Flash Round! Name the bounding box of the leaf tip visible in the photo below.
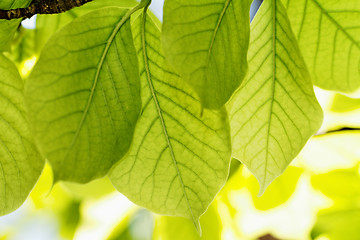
[52,172,60,186]
[193,218,202,236]
[256,177,271,197]
[257,185,267,197]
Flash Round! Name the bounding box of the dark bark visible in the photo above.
[0,0,93,20]
[315,127,360,136]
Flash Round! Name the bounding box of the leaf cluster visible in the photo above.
[0,0,358,234]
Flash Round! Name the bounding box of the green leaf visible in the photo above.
[153,204,221,240]
[162,0,251,109]
[0,54,43,215]
[25,7,141,183]
[311,168,360,240]
[283,0,360,93]
[330,94,360,113]
[109,12,231,233]
[62,177,115,200]
[8,26,36,66]
[312,209,360,240]
[58,200,81,239]
[35,0,139,54]
[0,0,31,52]
[107,209,154,240]
[246,166,302,210]
[311,168,360,202]
[228,0,323,195]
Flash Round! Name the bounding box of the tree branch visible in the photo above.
[315,127,360,136]
[0,0,93,20]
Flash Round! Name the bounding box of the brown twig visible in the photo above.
[315,127,360,136]
[0,0,93,20]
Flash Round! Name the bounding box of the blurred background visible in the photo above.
[2,0,360,239]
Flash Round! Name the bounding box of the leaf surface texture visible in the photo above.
[162,0,251,109]
[109,12,231,232]
[283,0,360,93]
[228,0,323,194]
[0,54,43,215]
[0,0,31,51]
[25,7,141,183]
[34,0,139,54]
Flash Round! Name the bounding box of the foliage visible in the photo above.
[283,0,360,93]
[162,0,251,109]
[0,53,43,215]
[0,0,359,237]
[228,0,322,194]
[25,6,142,183]
[311,168,360,240]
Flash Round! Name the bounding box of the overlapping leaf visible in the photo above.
[283,0,360,93]
[109,12,231,232]
[311,169,360,239]
[153,204,221,240]
[162,0,251,109]
[25,7,141,183]
[312,209,360,240]
[331,94,360,113]
[0,0,31,52]
[245,166,303,210]
[228,0,323,194]
[35,0,139,54]
[0,54,43,215]
[8,26,36,66]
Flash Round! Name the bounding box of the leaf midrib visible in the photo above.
[206,0,232,66]
[58,5,143,175]
[262,0,277,194]
[140,11,198,227]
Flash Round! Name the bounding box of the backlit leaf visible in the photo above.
[106,209,154,240]
[311,168,360,202]
[283,0,360,94]
[312,209,360,240]
[0,0,31,51]
[35,0,139,54]
[25,7,141,183]
[109,11,231,233]
[246,166,302,210]
[162,0,251,109]
[0,54,43,215]
[153,204,221,240]
[8,26,36,66]
[228,0,323,194]
[330,94,360,113]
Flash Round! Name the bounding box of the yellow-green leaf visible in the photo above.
[228,0,323,194]
[312,209,360,240]
[0,0,31,51]
[153,204,221,240]
[284,0,360,93]
[35,0,139,54]
[162,0,251,109]
[330,94,360,113]
[311,168,360,202]
[0,54,43,215]
[109,12,231,233]
[246,166,303,210]
[25,7,141,183]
